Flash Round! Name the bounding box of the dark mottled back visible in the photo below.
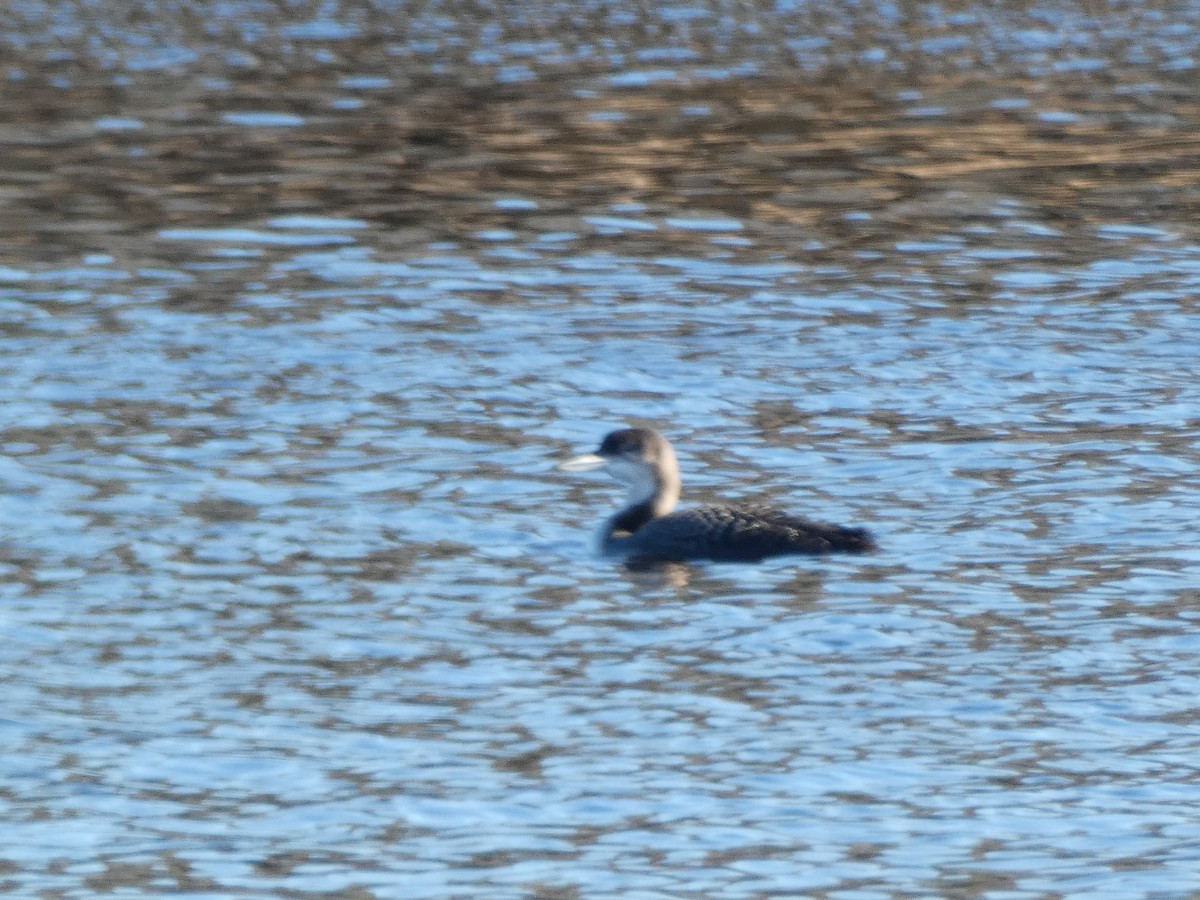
[615,505,876,563]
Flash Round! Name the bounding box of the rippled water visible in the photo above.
[5,2,1200,897]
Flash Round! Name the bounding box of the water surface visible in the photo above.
[4,3,1200,897]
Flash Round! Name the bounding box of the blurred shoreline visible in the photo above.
[3,0,1196,90]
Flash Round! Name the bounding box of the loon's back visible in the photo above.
[612,504,876,563]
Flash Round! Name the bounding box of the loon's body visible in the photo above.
[560,428,875,563]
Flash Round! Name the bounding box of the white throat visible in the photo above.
[607,457,679,514]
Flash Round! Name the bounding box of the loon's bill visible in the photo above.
[558,453,607,473]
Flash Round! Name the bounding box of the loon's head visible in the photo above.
[560,427,681,513]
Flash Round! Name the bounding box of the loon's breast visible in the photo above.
[609,505,875,563]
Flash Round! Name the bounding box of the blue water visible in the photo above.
[4,3,1200,897]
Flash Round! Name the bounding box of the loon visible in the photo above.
[560,428,876,563]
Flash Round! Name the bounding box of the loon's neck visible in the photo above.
[609,500,656,536]
[624,464,679,522]
[601,501,656,556]
[602,467,681,546]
